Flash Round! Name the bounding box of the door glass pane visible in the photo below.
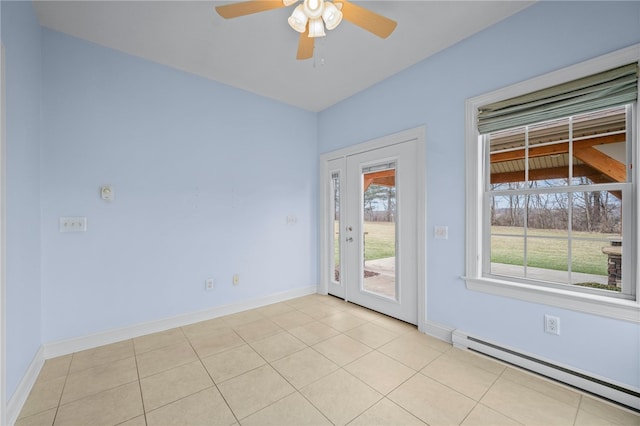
[331,172,341,284]
[362,165,396,300]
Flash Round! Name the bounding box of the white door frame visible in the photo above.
[1,43,7,426]
[319,126,426,332]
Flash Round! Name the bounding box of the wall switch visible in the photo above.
[59,217,87,233]
[233,274,239,285]
[544,315,560,335]
[205,278,214,291]
[434,225,448,239]
[286,215,297,225]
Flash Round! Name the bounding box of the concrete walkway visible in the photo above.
[362,258,609,296]
[363,257,396,299]
[490,263,608,285]
[365,257,395,275]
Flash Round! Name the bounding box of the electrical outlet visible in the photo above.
[544,315,560,335]
[205,278,214,291]
[233,274,239,286]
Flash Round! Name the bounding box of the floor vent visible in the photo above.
[452,330,640,412]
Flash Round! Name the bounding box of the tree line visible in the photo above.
[491,180,621,234]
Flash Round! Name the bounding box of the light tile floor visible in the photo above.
[16,294,640,426]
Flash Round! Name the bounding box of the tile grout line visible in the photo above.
[51,352,74,426]
[239,304,350,424]
[132,338,150,426]
[222,308,309,423]
[453,354,508,426]
[180,324,241,426]
[210,298,358,423]
[282,302,400,425]
[572,394,585,426]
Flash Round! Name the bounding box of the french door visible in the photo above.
[323,137,420,324]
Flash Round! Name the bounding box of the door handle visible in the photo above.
[346,237,353,242]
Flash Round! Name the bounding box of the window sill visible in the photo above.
[463,276,640,323]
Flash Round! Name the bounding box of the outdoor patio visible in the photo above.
[360,257,610,300]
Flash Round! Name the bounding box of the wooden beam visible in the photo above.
[371,176,395,187]
[586,174,622,199]
[491,164,622,199]
[363,177,375,192]
[363,170,395,191]
[491,164,596,184]
[573,146,627,183]
[490,133,625,163]
[364,170,395,180]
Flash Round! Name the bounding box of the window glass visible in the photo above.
[331,171,341,283]
[485,106,632,298]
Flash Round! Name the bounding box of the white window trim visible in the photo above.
[0,43,7,426]
[464,44,640,323]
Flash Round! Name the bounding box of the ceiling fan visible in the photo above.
[215,0,397,60]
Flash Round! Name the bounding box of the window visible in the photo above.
[331,170,341,284]
[465,46,640,322]
[486,106,632,297]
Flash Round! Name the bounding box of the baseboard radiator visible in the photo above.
[451,330,640,412]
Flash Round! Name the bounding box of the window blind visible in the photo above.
[477,63,638,134]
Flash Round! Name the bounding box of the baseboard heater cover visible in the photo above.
[451,330,640,412]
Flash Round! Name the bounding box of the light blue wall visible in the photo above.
[319,1,640,389]
[3,0,640,407]
[40,30,318,342]
[1,1,43,401]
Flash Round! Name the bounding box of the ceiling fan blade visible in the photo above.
[216,1,286,19]
[337,0,397,39]
[297,27,314,60]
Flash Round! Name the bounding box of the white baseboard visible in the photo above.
[44,285,317,359]
[423,320,455,343]
[6,345,45,426]
[452,330,640,411]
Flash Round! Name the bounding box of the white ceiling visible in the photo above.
[33,1,534,112]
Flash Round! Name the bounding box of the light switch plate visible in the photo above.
[59,217,87,232]
[434,225,448,239]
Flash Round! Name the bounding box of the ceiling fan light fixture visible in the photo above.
[302,0,324,19]
[321,2,342,30]
[288,4,308,33]
[216,0,397,60]
[308,17,326,37]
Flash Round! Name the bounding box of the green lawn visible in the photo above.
[334,221,396,263]
[364,221,396,261]
[334,222,615,277]
[491,226,615,276]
